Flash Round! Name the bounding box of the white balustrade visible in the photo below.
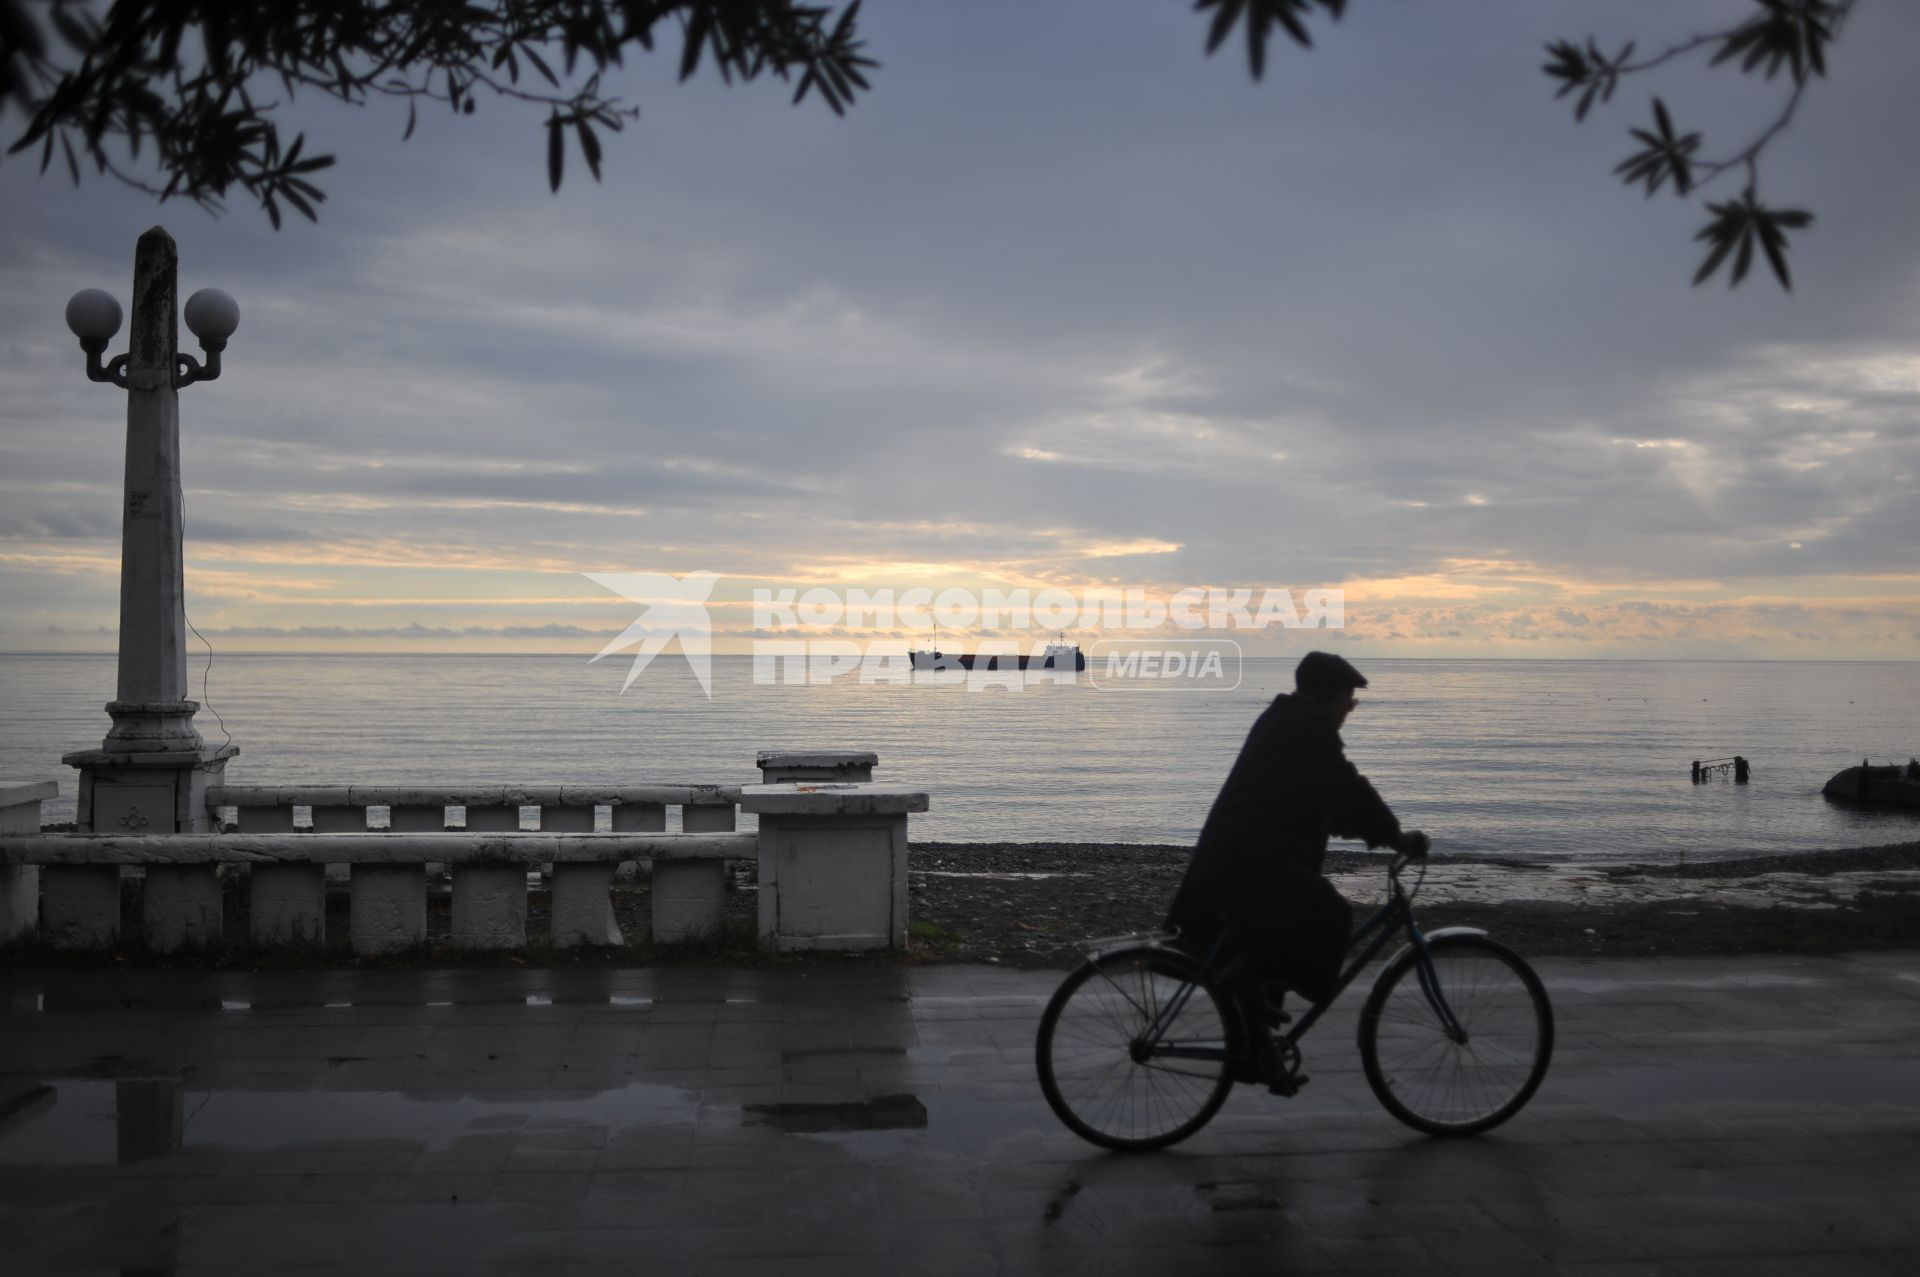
[0,781,56,942]
[1,756,928,956]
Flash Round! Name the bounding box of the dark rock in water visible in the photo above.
[1823,762,1920,809]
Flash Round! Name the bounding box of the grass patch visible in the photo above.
[905,918,966,961]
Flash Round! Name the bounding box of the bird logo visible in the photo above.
[584,570,721,697]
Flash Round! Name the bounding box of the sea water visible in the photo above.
[2,653,1915,861]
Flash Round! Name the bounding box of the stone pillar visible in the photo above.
[553,861,622,946]
[756,751,878,783]
[238,800,323,945]
[0,780,57,940]
[62,228,238,841]
[649,801,735,942]
[42,865,121,948]
[740,784,927,952]
[143,863,221,952]
[548,798,621,947]
[251,861,325,945]
[109,228,198,753]
[451,862,527,949]
[350,865,427,955]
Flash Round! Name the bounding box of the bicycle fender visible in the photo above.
[1071,930,1183,961]
[1380,925,1489,972]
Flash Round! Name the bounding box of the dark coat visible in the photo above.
[1165,692,1403,1003]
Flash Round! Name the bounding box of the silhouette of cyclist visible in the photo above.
[1166,651,1428,1088]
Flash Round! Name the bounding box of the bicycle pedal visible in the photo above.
[1266,1071,1309,1097]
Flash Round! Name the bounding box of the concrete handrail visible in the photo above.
[205,784,740,808]
[0,831,755,865]
[3,773,926,957]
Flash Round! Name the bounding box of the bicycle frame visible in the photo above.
[1277,858,1466,1047]
[1133,856,1473,1067]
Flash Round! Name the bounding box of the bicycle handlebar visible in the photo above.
[1386,831,1431,883]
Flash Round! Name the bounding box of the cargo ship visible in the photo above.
[908,638,1086,672]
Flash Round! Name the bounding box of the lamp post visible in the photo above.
[60,227,239,852]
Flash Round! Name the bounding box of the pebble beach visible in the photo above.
[902,839,1920,969]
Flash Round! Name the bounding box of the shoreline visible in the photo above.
[903,839,1920,968]
[2,839,1914,972]
[913,838,1920,875]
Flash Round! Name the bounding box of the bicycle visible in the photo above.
[1035,849,1554,1151]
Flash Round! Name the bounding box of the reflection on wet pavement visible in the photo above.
[0,955,1915,1273]
[1563,1058,1920,1113]
[742,1093,928,1133]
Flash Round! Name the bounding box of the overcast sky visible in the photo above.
[2,0,1917,659]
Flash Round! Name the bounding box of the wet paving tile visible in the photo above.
[0,955,1916,1271]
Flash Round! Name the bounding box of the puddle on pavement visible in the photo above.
[0,1076,699,1166]
[741,1093,927,1133]
[1564,1059,1920,1114]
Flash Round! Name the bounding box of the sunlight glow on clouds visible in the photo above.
[2,1,1916,659]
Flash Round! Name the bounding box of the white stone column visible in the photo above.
[449,799,527,946]
[143,863,221,953]
[42,865,120,948]
[450,861,527,949]
[251,861,325,946]
[548,795,620,947]
[62,228,237,838]
[350,864,427,955]
[649,801,735,942]
[239,798,322,944]
[107,227,199,753]
[0,780,56,940]
[352,799,433,954]
[740,784,927,952]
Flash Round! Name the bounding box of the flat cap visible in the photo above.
[1295,650,1368,699]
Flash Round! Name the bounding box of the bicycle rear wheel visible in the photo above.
[1358,933,1553,1136]
[1036,946,1235,1151]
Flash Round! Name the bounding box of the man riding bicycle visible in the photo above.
[1166,651,1429,1088]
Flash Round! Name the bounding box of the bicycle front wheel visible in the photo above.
[1036,946,1235,1151]
[1358,933,1553,1136]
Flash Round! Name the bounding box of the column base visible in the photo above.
[63,741,238,835]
